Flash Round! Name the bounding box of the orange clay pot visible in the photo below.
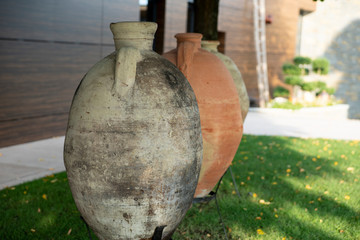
[163,33,243,198]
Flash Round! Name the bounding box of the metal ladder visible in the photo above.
[253,0,270,107]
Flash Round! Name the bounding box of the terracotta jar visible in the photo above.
[64,22,202,240]
[163,33,243,198]
[202,40,250,121]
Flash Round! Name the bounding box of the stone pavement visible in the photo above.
[0,136,65,190]
[244,105,360,140]
[1,105,359,190]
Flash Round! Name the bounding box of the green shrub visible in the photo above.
[293,56,312,65]
[312,58,329,75]
[282,63,301,76]
[301,82,317,91]
[314,81,327,91]
[325,87,335,95]
[301,81,328,93]
[285,76,304,86]
[271,101,303,110]
[273,86,290,98]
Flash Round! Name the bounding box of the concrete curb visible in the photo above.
[249,104,350,120]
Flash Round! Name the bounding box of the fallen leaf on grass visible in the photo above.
[259,199,271,205]
[42,194,47,200]
[30,229,36,232]
[257,229,265,235]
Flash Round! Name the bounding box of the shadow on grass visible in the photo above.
[174,135,359,239]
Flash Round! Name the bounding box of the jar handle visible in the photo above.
[112,47,141,97]
[176,41,196,79]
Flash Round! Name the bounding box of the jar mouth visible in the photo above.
[110,21,157,39]
[175,33,203,42]
[201,40,220,46]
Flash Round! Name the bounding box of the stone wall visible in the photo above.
[300,0,360,119]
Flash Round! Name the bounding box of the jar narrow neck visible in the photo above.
[176,39,201,50]
[201,40,220,52]
[113,38,153,51]
[175,33,203,50]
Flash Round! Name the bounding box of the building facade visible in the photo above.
[0,0,316,147]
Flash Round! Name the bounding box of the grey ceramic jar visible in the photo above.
[64,22,202,240]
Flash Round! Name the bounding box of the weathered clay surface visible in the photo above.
[202,40,250,121]
[163,33,243,198]
[64,22,202,240]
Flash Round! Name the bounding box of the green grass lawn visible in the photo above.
[1,135,359,239]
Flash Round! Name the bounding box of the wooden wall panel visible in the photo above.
[0,0,139,44]
[0,0,102,43]
[0,115,68,148]
[163,0,188,53]
[0,0,139,147]
[0,41,101,121]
